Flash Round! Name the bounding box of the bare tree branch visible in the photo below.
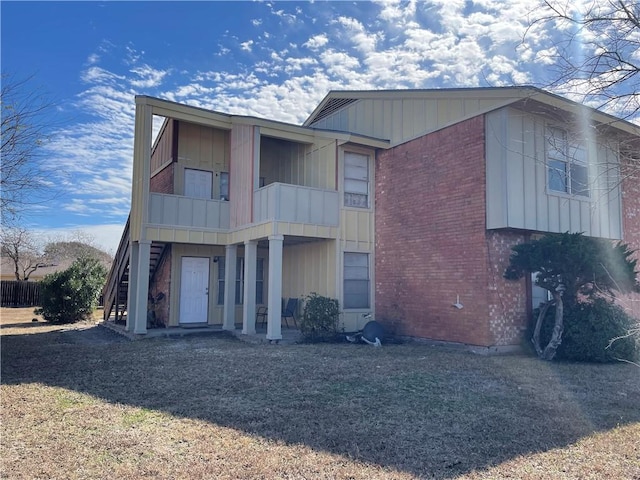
[0,227,54,281]
[525,1,640,121]
[1,73,59,224]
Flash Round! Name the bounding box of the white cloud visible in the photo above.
[87,53,100,65]
[28,0,639,245]
[303,34,328,49]
[81,67,126,85]
[129,65,169,88]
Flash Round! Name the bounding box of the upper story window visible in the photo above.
[546,126,589,197]
[344,152,370,208]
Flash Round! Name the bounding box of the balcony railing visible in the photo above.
[254,182,339,226]
[148,193,230,230]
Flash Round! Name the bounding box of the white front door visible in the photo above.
[180,257,210,324]
[184,169,213,199]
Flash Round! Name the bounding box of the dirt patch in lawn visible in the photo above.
[1,307,639,479]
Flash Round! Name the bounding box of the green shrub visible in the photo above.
[300,293,340,342]
[532,298,639,363]
[35,256,107,324]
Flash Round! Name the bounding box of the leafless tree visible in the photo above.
[0,228,112,281]
[523,1,640,211]
[1,73,57,224]
[526,1,640,119]
[0,227,54,281]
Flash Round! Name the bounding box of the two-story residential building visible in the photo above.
[104,96,388,341]
[104,86,639,349]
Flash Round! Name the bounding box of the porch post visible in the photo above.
[126,241,139,332]
[222,244,237,330]
[242,240,257,335]
[267,235,284,341]
[132,240,151,335]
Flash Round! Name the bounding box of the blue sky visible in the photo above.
[0,0,626,253]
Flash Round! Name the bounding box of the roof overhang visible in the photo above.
[136,95,389,148]
[303,86,640,138]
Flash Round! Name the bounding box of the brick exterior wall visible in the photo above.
[149,246,171,327]
[486,230,529,345]
[150,163,174,194]
[620,158,640,320]
[375,116,528,347]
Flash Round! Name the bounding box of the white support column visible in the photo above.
[242,240,258,335]
[267,235,284,341]
[222,244,237,330]
[126,241,139,332]
[132,240,151,335]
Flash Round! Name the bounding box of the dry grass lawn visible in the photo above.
[2,307,639,479]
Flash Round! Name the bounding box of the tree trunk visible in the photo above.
[531,300,552,357]
[541,291,564,361]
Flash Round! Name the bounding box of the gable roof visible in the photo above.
[304,86,640,141]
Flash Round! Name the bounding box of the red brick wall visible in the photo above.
[375,116,528,347]
[150,163,174,194]
[619,156,640,319]
[149,245,171,327]
[486,231,529,345]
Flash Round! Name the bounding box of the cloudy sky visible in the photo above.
[0,0,626,253]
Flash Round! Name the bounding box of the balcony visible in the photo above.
[148,193,230,230]
[253,183,339,226]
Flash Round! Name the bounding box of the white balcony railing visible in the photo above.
[254,183,339,226]
[148,193,230,230]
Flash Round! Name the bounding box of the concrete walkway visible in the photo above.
[101,319,302,345]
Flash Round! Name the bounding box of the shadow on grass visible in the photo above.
[2,325,639,479]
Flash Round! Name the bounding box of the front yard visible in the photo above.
[1,308,639,479]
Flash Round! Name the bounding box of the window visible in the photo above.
[343,252,370,309]
[219,172,229,201]
[546,127,589,197]
[216,257,264,305]
[344,152,369,208]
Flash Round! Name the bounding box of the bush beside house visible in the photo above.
[35,257,107,324]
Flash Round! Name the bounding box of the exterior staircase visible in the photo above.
[102,214,165,324]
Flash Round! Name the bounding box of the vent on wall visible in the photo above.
[310,98,358,124]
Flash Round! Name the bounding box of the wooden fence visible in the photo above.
[0,281,42,307]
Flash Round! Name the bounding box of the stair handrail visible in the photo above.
[103,214,131,321]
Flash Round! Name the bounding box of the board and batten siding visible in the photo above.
[259,136,336,190]
[174,121,230,199]
[310,96,509,145]
[282,240,337,302]
[150,118,175,174]
[485,107,622,239]
[230,124,257,228]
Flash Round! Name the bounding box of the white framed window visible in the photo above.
[343,252,370,309]
[344,152,370,208]
[546,126,589,197]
